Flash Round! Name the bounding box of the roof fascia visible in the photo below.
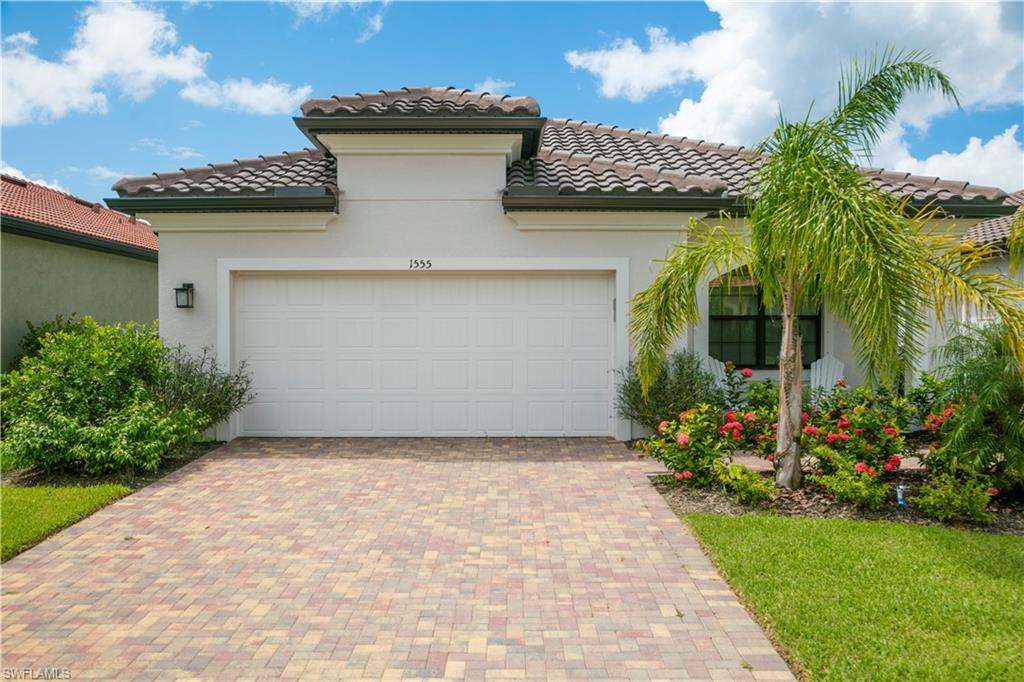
[1,215,157,262]
[294,116,547,158]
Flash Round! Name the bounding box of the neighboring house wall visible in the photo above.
[1,232,158,368]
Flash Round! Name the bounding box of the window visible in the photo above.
[708,275,821,369]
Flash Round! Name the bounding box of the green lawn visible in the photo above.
[687,514,1024,681]
[2,484,130,561]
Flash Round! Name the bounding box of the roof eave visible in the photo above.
[294,116,547,158]
[105,192,338,215]
[1,214,157,262]
[907,201,1018,219]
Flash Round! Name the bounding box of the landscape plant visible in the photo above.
[630,49,1024,488]
[0,318,252,474]
[615,350,723,428]
[911,474,996,524]
[643,403,731,486]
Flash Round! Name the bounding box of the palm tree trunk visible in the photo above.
[775,291,803,489]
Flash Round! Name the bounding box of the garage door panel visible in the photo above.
[235,272,615,436]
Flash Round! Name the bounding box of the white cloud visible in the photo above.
[566,1,1024,188]
[474,77,516,95]
[85,165,129,182]
[130,138,203,161]
[1,163,67,192]
[2,2,312,125]
[875,124,1024,192]
[180,78,312,115]
[281,0,388,41]
[358,8,385,43]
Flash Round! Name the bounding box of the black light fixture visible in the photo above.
[174,282,195,308]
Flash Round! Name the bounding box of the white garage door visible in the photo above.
[234,271,616,436]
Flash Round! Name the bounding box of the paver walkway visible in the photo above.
[1,439,792,680]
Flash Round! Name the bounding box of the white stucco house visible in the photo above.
[106,87,1019,441]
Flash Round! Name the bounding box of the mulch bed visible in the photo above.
[1,441,224,491]
[651,464,1024,536]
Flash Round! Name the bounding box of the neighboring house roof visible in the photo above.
[107,87,1015,218]
[2,174,157,253]
[963,189,1023,247]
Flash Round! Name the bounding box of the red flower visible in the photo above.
[741,368,754,378]
[854,462,868,473]
[676,432,690,447]
[835,378,847,387]
[986,487,999,496]
[744,411,757,422]
[883,426,899,438]
[658,420,670,434]
[853,428,863,436]
[883,461,897,472]
[767,454,775,462]
[801,412,810,424]
[725,411,737,422]
[802,425,819,436]
[816,468,825,475]
[866,467,877,477]
[682,470,693,479]
[674,471,684,480]
[732,429,741,441]
[836,417,851,429]
[825,432,850,444]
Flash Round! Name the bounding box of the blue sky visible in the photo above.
[2,1,1022,202]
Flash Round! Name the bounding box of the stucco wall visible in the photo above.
[1,232,158,368]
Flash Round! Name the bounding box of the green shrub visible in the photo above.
[1,318,252,474]
[616,351,723,428]
[810,459,889,510]
[921,324,1023,483]
[911,474,995,524]
[714,461,776,506]
[154,346,253,429]
[643,403,730,486]
[7,313,91,370]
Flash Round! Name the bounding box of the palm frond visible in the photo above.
[1009,207,1024,273]
[630,219,752,394]
[920,233,1024,373]
[830,46,959,158]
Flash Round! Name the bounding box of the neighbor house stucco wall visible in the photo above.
[1,232,158,368]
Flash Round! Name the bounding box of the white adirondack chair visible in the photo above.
[701,355,729,390]
[809,355,845,403]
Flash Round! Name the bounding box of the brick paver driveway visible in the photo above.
[2,439,791,680]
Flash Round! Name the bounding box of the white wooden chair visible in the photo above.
[701,355,728,390]
[809,355,845,403]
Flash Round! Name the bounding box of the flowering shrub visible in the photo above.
[644,403,731,487]
[714,461,776,506]
[801,384,912,474]
[910,474,995,524]
[809,454,889,510]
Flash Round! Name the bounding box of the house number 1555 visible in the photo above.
[409,259,432,269]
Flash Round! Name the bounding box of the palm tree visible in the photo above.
[631,49,1024,489]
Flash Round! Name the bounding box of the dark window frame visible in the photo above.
[708,282,822,370]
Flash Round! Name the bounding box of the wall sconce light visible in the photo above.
[174,282,195,308]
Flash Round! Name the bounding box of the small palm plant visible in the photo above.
[631,48,1024,488]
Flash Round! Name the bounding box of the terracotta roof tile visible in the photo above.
[112,148,335,197]
[301,87,540,117]
[2,174,157,251]
[963,190,1024,246]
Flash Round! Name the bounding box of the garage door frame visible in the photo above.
[216,257,631,440]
